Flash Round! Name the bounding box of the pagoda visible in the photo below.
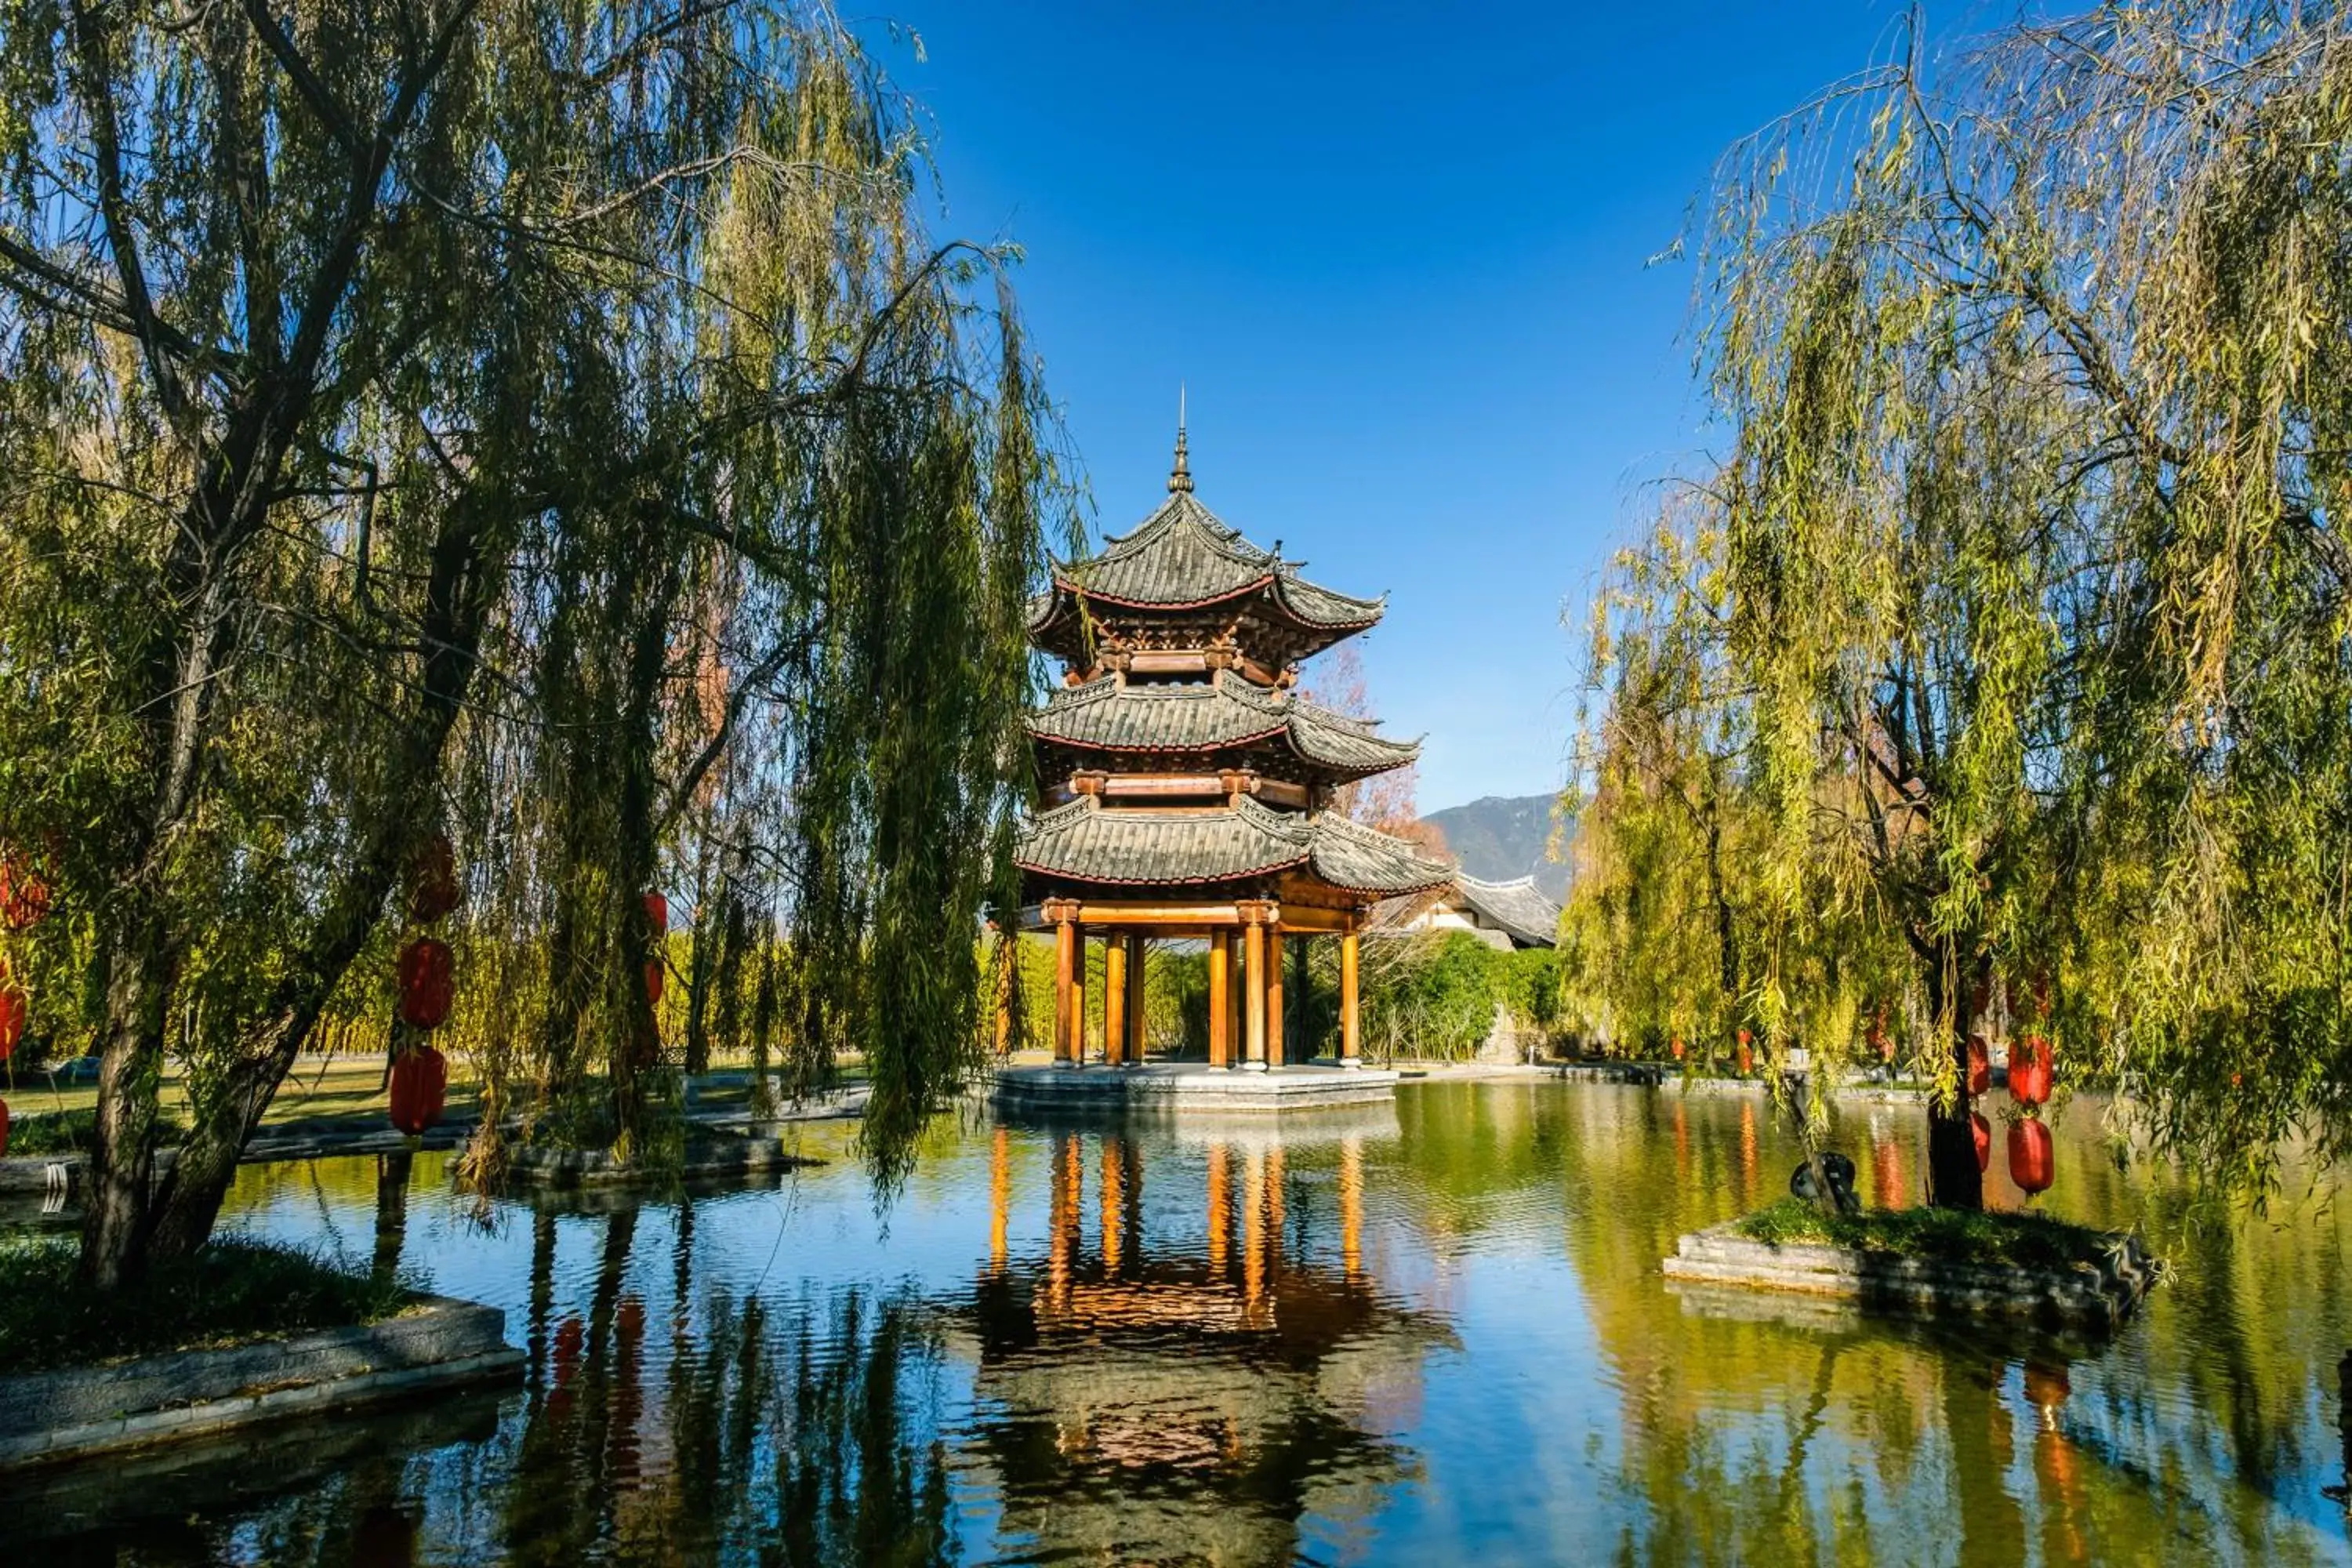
[1014,423,1451,1072]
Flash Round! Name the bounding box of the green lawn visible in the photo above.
[1735,1196,2124,1271]
[0,1234,412,1374]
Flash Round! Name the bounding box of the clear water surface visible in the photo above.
[12,1080,2352,1566]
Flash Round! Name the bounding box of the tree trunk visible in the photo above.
[79,913,177,1287]
[96,502,501,1275]
[683,825,717,1076]
[1923,957,1985,1210]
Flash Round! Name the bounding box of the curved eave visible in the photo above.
[1015,799,1451,895]
[1027,575,1383,642]
[1024,684,1420,781]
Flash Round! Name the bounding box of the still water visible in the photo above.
[13,1080,2352,1566]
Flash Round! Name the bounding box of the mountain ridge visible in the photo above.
[1421,792,1572,901]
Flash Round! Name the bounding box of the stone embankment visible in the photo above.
[0,1296,523,1471]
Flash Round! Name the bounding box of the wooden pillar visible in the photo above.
[1051,902,1078,1065]
[1103,936,1128,1067]
[1207,929,1232,1068]
[1069,928,1090,1066]
[1266,931,1285,1068]
[1341,927,1362,1066]
[993,937,1013,1058]
[1227,931,1246,1064]
[1122,934,1147,1065]
[1243,913,1269,1072]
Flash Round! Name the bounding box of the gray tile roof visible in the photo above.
[1451,875,1563,948]
[1027,674,1420,779]
[1016,796,1454,895]
[1029,492,1385,633]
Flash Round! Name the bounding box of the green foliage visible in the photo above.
[1338,933,1564,1063]
[1004,935,1210,1057]
[1564,2,2352,1196]
[0,0,1068,1279]
[0,1235,410,1373]
[1733,1196,2120,1272]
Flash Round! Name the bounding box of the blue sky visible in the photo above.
[885,2,1914,811]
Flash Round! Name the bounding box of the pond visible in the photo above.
[12,1080,2352,1566]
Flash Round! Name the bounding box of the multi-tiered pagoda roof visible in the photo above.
[1027,490,1387,679]
[1015,432,1449,913]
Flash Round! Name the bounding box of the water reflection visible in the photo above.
[5,1084,2352,1564]
[950,1126,1445,1563]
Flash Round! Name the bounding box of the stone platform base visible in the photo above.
[993,1062,1398,1115]
[0,1294,523,1471]
[1661,1221,2157,1328]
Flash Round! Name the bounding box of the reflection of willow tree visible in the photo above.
[1509,1085,2352,1563]
[495,1198,956,1566]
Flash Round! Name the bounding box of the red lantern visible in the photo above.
[0,981,24,1063]
[1971,1111,1991,1171]
[407,833,462,924]
[2009,1116,2054,1195]
[644,960,665,1005]
[1670,1036,1686,1061]
[1965,1034,1991,1097]
[2011,1035,2053,1107]
[397,938,456,1029]
[0,1095,9,1156]
[0,852,49,931]
[643,891,669,938]
[388,1044,448,1136]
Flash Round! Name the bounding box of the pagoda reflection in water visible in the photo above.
[949,1117,1450,1563]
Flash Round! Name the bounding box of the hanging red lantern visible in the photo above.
[2011,1035,2053,1107]
[1971,1111,1991,1171]
[1965,1034,1991,1096]
[644,960,665,1005]
[643,891,668,938]
[397,938,456,1029]
[1736,1029,1754,1076]
[0,980,24,1063]
[1670,1036,1686,1062]
[0,851,49,931]
[406,833,462,924]
[388,1044,448,1136]
[2009,1116,2055,1195]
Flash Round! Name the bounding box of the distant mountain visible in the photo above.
[1421,793,1573,901]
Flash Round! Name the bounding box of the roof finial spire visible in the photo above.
[1168,383,1193,494]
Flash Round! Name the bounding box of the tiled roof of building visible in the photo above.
[1016,796,1454,895]
[1028,492,1384,637]
[1026,673,1419,778]
[1451,875,1563,949]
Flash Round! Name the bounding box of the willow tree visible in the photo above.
[1566,1,2352,1203]
[0,0,1060,1288]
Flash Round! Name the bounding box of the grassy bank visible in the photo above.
[1735,1196,2122,1271]
[0,1235,411,1374]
